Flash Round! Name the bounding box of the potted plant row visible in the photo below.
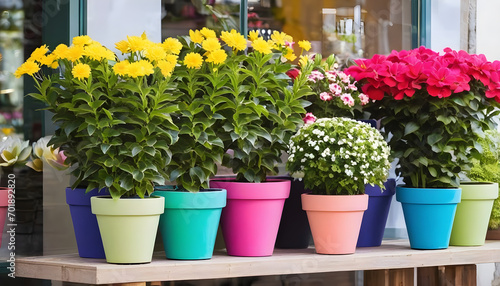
[345,47,500,249]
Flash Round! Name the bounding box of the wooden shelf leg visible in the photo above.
[364,268,415,286]
[417,265,476,286]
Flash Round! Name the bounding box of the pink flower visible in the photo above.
[319,92,333,101]
[326,70,338,82]
[308,70,325,83]
[347,83,358,91]
[329,83,342,95]
[340,93,355,107]
[359,93,370,105]
[303,113,316,124]
[285,41,295,49]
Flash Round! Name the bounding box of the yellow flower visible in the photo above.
[248,30,259,42]
[52,44,69,59]
[200,27,217,39]
[202,38,221,52]
[65,45,84,62]
[206,49,227,65]
[166,54,178,64]
[145,44,166,62]
[115,40,130,54]
[72,63,91,80]
[127,60,154,78]
[72,35,93,46]
[157,60,175,77]
[162,38,182,55]
[189,29,204,44]
[183,52,203,69]
[14,61,40,78]
[29,45,49,62]
[299,55,310,67]
[39,54,59,68]
[220,30,247,51]
[298,40,312,51]
[84,42,115,61]
[127,35,147,52]
[284,47,297,61]
[113,61,130,76]
[271,31,292,47]
[252,38,273,55]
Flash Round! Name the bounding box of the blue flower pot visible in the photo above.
[357,179,396,247]
[153,186,226,260]
[396,186,461,249]
[66,187,108,258]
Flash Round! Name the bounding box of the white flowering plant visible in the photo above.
[305,54,369,119]
[286,117,391,195]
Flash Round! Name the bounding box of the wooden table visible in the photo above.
[16,240,500,286]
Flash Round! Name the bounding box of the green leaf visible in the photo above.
[101,144,111,154]
[404,122,419,136]
[105,176,114,187]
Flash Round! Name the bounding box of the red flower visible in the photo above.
[303,113,316,124]
[286,68,300,80]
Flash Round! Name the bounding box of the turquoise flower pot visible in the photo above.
[153,186,226,260]
[396,186,461,250]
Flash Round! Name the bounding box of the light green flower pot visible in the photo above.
[91,196,164,264]
[450,182,499,246]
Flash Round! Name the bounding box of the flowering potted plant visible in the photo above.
[152,28,227,260]
[345,47,500,249]
[16,33,180,263]
[209,30,315,257]
[287,117,391,254]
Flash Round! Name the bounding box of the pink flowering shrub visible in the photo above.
[304,54,369,119]
[344,47,500,188]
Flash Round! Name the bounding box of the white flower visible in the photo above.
[0,137,31,167]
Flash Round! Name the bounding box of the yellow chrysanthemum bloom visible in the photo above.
[29,45,49,62]
[145,44,166,62]
[115,40,130,54]
[248,30,259,42]
[202,38,221,52]
[284,47,297,61]
[162,38,183,55]
[14,61,40,78]
[72,35,93,46]
[52,44,69,59]
[252,38,273,55]
[189,29,204,44]
[157,59,175,77]
[205,49,227,65]
[127,60,154,78]
[113,61,130,76]
[39,54,59,68]
[184,52,203,69]
[200,27,217,39]
[298,40,312,51]
[65,45,84,62]
[72,63,91,80]
[127,35,147,52]
[220,30,247,51]
[271,31,292,47]
[84,42,115,61]
[299,55,310,67]
[166,54,179,64]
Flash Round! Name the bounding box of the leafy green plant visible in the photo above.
[287,117,391,195]
[16,34,181,199]
[346,47,500,188]
[467,129,500,229]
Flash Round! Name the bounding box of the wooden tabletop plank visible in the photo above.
[16,240,500,285]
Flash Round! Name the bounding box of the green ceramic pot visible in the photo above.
[450,182,499,246]
[91,196,164,264]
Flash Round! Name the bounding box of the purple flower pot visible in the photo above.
[66,187,108,258]
[357,179,396,247]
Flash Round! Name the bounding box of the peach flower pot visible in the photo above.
[302,193,368,254]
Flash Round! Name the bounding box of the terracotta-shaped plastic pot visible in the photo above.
[0,188,10,248]
[91,196,164,264]
[302,193,369,254]
[210,178,290,257]
[450,182,499,246]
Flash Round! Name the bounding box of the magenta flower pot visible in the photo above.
[0,188,10,248]
[210,178,290,257]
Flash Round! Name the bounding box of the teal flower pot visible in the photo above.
[153,186,226,260]
[396,186,461,250]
